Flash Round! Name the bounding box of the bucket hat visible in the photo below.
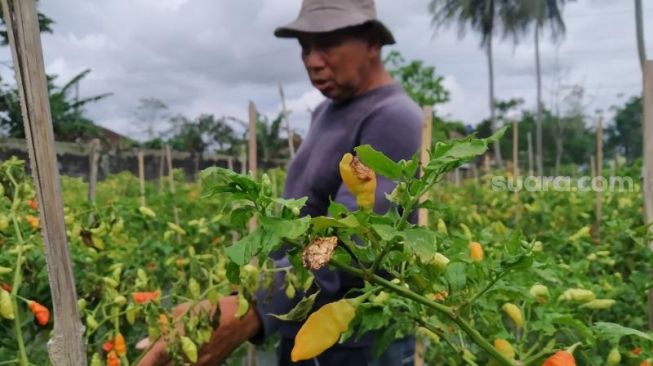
[274,0,395,45]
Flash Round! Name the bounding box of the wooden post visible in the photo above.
[595,115,603,240]
[454,168,461,187]
[138,150,146,207]
[642,60,653,329]
[1,0,86,364]
[165,145,181,229]
[159,145,165,191]
[227,156,234,171]
[590,155,596,179]
[240,145,247,175]
[247,102,259,366]
[278,82,295,159]
[418,106,433,227]
[87,138,100,204]
[513,119,519,180]
[415,106,433,366]
[527,131,534,176]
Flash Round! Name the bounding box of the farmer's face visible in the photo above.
[298,31,379,101]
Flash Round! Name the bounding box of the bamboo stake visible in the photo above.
[1,0,86,364]
[513,119,520,221]
[415,106,433,366]
[227,156,234,171]
[138,150,146,207]
[595,115,603,240]
[159,145,165,191]
[240,145,247,175]
[278,82,295,159]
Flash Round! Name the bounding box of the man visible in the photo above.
[138,0,422,365]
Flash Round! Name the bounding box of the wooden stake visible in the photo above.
[247,102,259,366]
[227,156,234,171]
[278,82,295,159]
[138,150,146,207]
[595,115,603,240]
[159,145,165,191]
[415,106,433,366]
[88,138,100,204]
[165,145,181,230]
[513,120,519,179]
[642,60,653,329]
[590,155,596,179]
[526,131,533,177]
[240,145,247,175]
[1,0,86,364]
[418,106,433,227]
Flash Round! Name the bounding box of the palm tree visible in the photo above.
[428,0,521,167]
[515,0,567,176]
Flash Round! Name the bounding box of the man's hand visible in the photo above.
[136,295,261,366]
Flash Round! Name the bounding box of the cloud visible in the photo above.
[0,0,649,140]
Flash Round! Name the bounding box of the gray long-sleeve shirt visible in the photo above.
[253,82,423,346]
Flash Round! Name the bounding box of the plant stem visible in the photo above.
[330,258,514,366]
[9,175,29,366]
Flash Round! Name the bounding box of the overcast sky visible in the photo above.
[0,0,650,140]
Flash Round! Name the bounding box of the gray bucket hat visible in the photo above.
[274,0,396,45]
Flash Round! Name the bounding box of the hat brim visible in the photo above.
[274,19,395,46]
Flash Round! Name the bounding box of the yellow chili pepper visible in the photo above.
[493,338,515,359]
[0,289,14,320]
[469,241,484,262]
[291,298,358,362]
[338,153,376,210]
[501,303,523,329]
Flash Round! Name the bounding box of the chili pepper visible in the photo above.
[642,360,652,366]
[0,214,8,232]
[338,153,377,210]
[431,253,450,270]
[0,283,12,292]
[285,283,297,299]
[371,291,389,305]
[158,314,170,335]
[132,290,161,305]
[189,278,201,299]
[580,299,615,310]
[90,353,102,366]
[0,266,11,275]
[77,298,87,312]
[114,333,126,357]
[181,336,198,363]
[167,222,186,236]
[501,303,523,329]
[291,298,358,362]
[27,199,38,210]
[0,289,14,320]
[106,350,120,366]
[429,291,448,302]
[437,219,448,235]
[138,206,156,218]
[558,288,595,303]
[606,347,621,366]
[529,284,550,302]
[542,343,581,366]
[27,301,50,326]
[103,340,114,353]
[113,295,127,306]
[469,241,484,262]
[493,338,515,359]
[86,314,99,330]
[25,215,40,230]
[632,347,642,356]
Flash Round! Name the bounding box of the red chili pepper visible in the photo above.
[102,340,114,353]
[632,347,643,356]
[27,301,50,326]
[0,283,11,292]
[26,199,38,210]
[132,290,160,304]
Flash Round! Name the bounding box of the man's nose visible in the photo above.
[303,49,326,70]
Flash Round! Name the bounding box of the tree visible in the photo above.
[0,70,110,141]
[428,0,523,167]
[0,5,53,45]
[606,96,643,162]
[384,50,449,107]
[513,0,567,176]
[133,98,169,140]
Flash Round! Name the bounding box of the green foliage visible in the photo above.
[606,96,642,163]
[384,51,450,107]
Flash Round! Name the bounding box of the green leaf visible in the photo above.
[372,224,401,242]
[592,322,653,342]
[270,291,320,322]
[486,125,509,144]
[401,228,437,263]
[354,145,403,179]
[225,231,263,265]
[551,316,593,340]
[445,262,467,292]
[328,201,349,218]
[312,215,360,231]
[372,324,398,358]
[271,197,307,213]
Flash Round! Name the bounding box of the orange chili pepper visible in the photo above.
[106,350,120,366]
[114,333,126,357]
[25,215,39,230]
[26,199,38,210]
[27,301,50,326]
[132,290,160,304]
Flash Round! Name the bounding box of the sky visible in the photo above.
[0,0,650,141]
